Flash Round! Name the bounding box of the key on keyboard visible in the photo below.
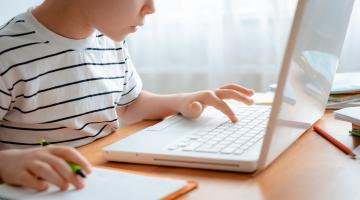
[167,106,270,155]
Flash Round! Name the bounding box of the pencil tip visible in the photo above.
[77,170,87,178]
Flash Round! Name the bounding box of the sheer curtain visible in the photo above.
[128,0,359,94]
[0,0,43,23]
[0,0,359,94]
[339,0,360,73]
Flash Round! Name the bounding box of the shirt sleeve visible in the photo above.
[116,41,143,107]
[0,77,11,120]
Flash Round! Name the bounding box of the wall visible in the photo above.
[0,0,43,24]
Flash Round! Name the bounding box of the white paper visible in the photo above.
[0,168,187,200]
[331,72,360,94]
[334,106,360,125]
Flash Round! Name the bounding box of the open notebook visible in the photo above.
[0,168,197,200]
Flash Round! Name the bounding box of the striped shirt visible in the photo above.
[0,9,142,149]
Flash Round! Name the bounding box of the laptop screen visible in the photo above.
[259,0,354,169]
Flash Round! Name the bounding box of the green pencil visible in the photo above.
[349,130,360,137]
[39,139,86,178]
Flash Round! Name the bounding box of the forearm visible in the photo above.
[118,84,255,125]
[118,91,184,124]
[0,149,15,183]
[0,150,4,183]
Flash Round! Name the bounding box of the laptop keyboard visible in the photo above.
[167,106,271,155]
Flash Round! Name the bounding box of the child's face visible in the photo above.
[83,0,155,41]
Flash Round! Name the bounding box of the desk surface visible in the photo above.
[79,111,360,200]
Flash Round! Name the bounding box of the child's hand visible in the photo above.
[0,146,92,191]
[178,84,255,123]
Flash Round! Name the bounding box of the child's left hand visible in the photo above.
[177,84,255,123]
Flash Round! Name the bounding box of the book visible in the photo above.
[327,100,360,110]
[350,124,360,137]
[0,167,197,200]
[270,72,360,109]
[328,93,360,102]
[334,107,360,137]
[334,107,360,125]
[330,72,360,94]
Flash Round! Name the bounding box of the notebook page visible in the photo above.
[0,168,187,200]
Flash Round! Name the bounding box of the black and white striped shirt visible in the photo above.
[0,9,142,149]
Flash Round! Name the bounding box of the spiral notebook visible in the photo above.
[0,167,197,200]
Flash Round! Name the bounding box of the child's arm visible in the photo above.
[0,146,92,191]
[118,84,254,124]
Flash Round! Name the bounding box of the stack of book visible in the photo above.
[334,107,360,137]
[349,124,360,137]
[327,93,360,109]
[327,72,360,109]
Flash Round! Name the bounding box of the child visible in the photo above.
[0,0,254,192]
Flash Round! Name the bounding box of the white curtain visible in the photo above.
[0,0,359,94]
[128,0,360,94]
[0,0,43,23]
[339,0,360,73]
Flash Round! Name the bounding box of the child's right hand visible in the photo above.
[0,146,92,191]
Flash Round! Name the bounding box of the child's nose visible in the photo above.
[142,0,156,16]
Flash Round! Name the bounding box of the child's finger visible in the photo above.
[39,153,84,189]
[48,146,92,174]
[27,160,68,191]
[19,171,48,192]
[199,91,238,123]
[220,84,254,96]
[182,101,203,118]
[215,89,254,105]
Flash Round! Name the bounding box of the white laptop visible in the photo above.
[104,0,354,173]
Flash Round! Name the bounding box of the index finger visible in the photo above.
[200,92,238,123]
[220,84,254,96]
[48,146,92,174]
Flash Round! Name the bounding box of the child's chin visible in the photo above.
[107,34,127,42]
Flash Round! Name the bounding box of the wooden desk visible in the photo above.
[79,112,360,200]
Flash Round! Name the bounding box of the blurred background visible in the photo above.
[1,0,359,93]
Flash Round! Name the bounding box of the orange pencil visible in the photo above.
[313,125,356,159]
